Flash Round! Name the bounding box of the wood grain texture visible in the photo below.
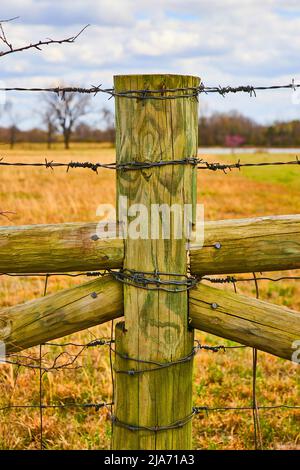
[0,275,123,353]
[189,282,300,360]
[0,222,123,273]
[1,276,299,361]
[1,214,299,275]
[190,215,300,275]
[113,74,199,450]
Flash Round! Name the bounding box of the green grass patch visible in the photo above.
[216,152,300,187]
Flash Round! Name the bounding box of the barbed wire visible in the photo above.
[1,80,300,99]
[114,157,199,170]
[201,80,300,97]
[0,158,116,172]
[201,275,300,284]
[197,157,300,172]
[0,157,200,171]
[108,268,198,292]
[0,156,299,173]
[101,268,300,293]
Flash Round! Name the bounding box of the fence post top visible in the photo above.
[113,73,200,79]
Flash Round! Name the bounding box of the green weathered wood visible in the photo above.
[190,215,300,275]
[1,276,299,361]
[1,214,299,275]
[189,282,300,361]
[0,222,123,273]
[0,275,123,353]
[113,74,199,450]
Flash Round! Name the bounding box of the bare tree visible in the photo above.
[101,107,115,143]
[42,91,91,149]
[5,100,20,149]
[40,108,57,149]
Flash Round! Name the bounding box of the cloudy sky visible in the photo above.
[1,0,300,129]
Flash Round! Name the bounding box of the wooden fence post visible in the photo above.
[112,74,200,450]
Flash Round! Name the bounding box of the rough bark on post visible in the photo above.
[113,74,199,450]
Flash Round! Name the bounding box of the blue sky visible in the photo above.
[1,0,300,129]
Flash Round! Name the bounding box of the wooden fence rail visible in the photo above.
[0,275,123,353]
[0,222,123,273]
[1,214,299,274]
[190,283,300,361]
[190,215,300,275]
[0,275,299,360]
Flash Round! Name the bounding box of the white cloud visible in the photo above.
[1,0,300,125]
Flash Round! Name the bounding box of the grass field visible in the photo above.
[0,143,299,450]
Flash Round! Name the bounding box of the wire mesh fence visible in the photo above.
[0,270,299,449]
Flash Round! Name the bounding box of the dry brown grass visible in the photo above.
[0,143,299,450]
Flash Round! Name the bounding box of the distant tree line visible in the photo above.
[0,123,115,148]
[2,106,300,148]
[199,111,300,147]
